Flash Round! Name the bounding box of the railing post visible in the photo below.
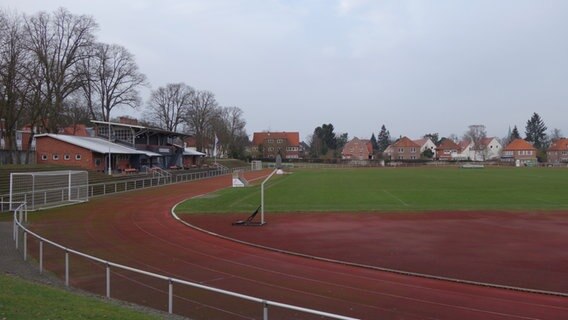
[106,263,111,298]
[39,241,43,274]
[65,250,69,287]
[263,300,269,320]
[23,231,27,261]
[168,278,173,314]
[15,223,18,249]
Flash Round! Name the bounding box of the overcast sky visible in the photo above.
[4,0,568,142]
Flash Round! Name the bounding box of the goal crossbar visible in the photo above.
[10,170,89,211]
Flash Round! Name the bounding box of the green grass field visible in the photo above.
[0,274,160,319]
[176,167,568,214]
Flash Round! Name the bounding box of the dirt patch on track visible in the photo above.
[183,211,568,293]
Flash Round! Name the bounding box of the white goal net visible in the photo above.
[10,170,89,211]
[251,160,263,171]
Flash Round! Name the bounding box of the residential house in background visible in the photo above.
[547,138,568,164]
[387,137,421,160]
[341,137,373,160]
[501,138,537,166]
[436,138,462,161]
[475,137,503,160]
[252,131,301,159]
[413,138,437,158]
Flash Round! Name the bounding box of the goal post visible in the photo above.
[251,160,262,171]
[10,170,89,211]
[232,170,249,187]
[260,169,278,225]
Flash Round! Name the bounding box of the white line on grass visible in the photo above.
[383,190,410,207]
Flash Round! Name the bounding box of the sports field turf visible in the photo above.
[176,167,568,213]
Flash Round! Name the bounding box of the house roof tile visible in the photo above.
[437,138,460,150]
[252,132,300,146]
[504,139,536,151]
[548,138,568,151]
[392,136,420,148]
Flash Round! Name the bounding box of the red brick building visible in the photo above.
[501,139,537,166]
[389,137,421,160]
[436,138,462,160]
[252,132,300,159]
[547,138,568,164]
[341,137,373,160]
[35,134,161,172]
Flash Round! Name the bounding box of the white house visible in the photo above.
[459,137,503,161]
[476,137,502,160]
[413,138,437,158]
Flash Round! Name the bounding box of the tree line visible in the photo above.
[0,8,248,164]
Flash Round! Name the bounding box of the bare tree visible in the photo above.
[0,11,30,162]
[80,42,147,121]
[184,90,220,152]
[463,124,487,161]
[146,83,194,132]
[549,128,563,142]
[212,106,248,158]
[23,8,97,132]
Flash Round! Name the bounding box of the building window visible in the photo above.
[398,148,404,153]
[52,154,59,161]
[41,154,48,161]
[410,148,416,153]
[267,139,274,144]
[76,154,82,160]
[410,156,416,160]
[398,155,404,160]
[277,139,283,144]
[64,154,70,160]
[268,147,274,151]
[95,159,101,166]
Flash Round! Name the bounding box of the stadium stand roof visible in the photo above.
[35,134,162,157]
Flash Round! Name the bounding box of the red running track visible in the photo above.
[28,172,568,319]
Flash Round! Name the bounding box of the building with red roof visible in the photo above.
[502,139,537,166]
[388,136,421,160]
[436,138,462,161]
[547,138,568,164]
[252,131,300,159]
[341,137,373,160]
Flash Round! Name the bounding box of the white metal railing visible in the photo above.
[0,167,238,208]
[10,202,357,320]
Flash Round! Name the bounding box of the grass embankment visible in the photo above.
[176,167,568,214]
[0,274,160,319]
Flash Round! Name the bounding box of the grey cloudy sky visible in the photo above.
[4,0,568,141]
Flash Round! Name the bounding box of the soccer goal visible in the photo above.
[232,170,249,187]
[10,170,89,211]
[251,160,263,171]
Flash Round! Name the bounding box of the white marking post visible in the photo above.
[260,169,278,225]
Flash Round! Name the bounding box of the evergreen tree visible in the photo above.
[511,125,521,140]
[369,133,378,150]
[377,125,390,152]
[525,113,548,149]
